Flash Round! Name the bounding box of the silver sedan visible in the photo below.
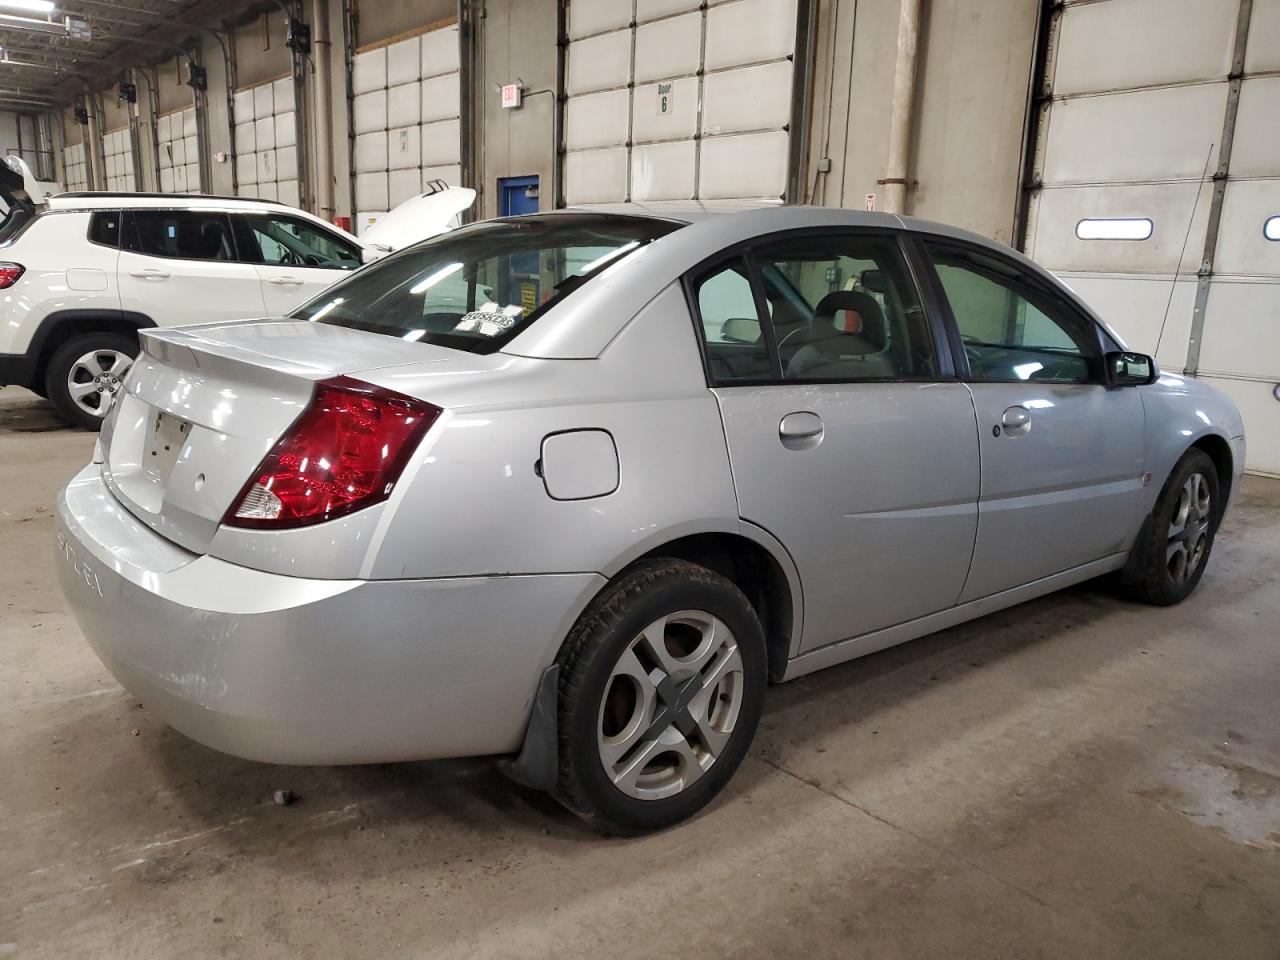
[55,206,1245,832]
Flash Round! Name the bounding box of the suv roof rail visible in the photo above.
[54,191,286,205]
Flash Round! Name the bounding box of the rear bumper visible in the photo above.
[56,464,603,765]
[0,351,33,388]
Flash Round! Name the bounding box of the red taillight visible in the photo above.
[0,262,24,289]
[223,376,441,529]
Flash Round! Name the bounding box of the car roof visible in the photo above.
[46,192,290,213]
[503,204,1117,359]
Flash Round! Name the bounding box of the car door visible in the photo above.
[233,213,362,316]
[117,209,267,326]
[917,238,1146,602]
[695,231,982,653]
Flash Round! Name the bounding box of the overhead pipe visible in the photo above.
[879,0,922,214]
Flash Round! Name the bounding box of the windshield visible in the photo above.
[293,214,682,354]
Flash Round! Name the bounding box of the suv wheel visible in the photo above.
[45,333,137,431]
[554,559,767,834]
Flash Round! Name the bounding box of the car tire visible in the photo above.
[44,333,137,431]
[1121,448,1220,606]
[553,558,767,834]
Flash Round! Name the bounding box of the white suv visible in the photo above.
[0,168,472,428]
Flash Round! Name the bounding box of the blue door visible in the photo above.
[499,175,540,217]
[498,176,540,308]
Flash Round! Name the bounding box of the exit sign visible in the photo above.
[500,83,522,109]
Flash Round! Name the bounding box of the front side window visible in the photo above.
[238,214,362,270]
[924,241,1096,383]
[690,232,938,384]
[124,210,236,262]
[294,214,681,354]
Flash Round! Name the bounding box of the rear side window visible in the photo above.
[88,211,121,248]
[123,210,236,261]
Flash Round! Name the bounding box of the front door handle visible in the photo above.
[999,405,1032,437]
[779,411,824,449]
[267,275,304,286]
[129,268,171,280]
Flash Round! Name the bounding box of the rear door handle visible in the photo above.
[267,276,304,286]
[999,405,1031,437]
[129,268,170,280]
[779,411,824,449]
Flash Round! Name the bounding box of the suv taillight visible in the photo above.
[0,263,24,288]
[223,376,441,529]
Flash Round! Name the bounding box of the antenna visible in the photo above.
[1154,143,1214,361]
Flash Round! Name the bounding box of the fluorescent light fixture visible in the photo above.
[1076,218,1153,241]
[409,261,463,295]
[0,12,65,34]
[1264,216,1280,242]
[0,1,56,13]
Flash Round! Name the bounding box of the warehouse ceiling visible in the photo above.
[0,0,271,110]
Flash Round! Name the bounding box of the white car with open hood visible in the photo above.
[0,164,474,429]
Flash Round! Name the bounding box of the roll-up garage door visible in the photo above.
[351,22,462,233]
[102,127,135,191]
[233,77,300,207]
[157,108,200,194]
[62,142,89,191]
[1025,0,1280,475]
[563,0,798,206]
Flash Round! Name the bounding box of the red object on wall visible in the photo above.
[332,216,352,232]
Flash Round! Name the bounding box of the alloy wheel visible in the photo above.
[1167,471,1212,585]
[66,349,132,419]
[597,610,745,801]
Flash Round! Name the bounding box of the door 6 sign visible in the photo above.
[657,82,673,115]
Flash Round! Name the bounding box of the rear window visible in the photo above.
[293,214,682,354]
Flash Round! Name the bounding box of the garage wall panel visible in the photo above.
[1040,84,1226,185]
[631,140,696,200]
[566,89,631,149]
[1052,0,1237,94]
[233,77,298,205]
[1029,0,1280,473]
[562,0,797,206]
[102,127,135,192]
[62,142,89,191]
[352,22,462,232]
[702,60,793,136]
[157,108,200,194]
[633,14,701,82]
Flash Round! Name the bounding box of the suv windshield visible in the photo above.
[293,214,682,354]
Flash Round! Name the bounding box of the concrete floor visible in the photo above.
[1,383,1278,959]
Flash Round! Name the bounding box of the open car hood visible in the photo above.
[360,185,476,255]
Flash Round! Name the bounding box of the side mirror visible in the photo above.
[720,316,762,344]
[1107,351,1158,386]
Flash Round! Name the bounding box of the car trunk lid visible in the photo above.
[101,319,455,553]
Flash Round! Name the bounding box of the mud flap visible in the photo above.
[498,663,559,792]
